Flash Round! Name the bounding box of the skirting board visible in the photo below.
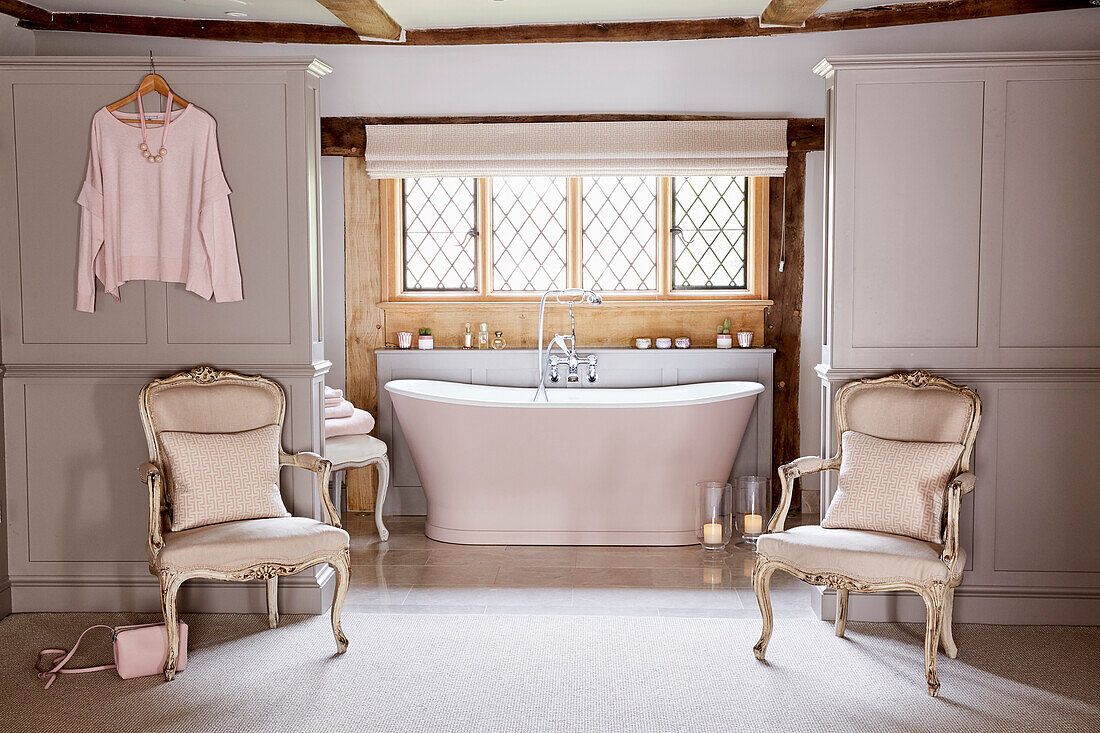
[9,566,336,615]
[810,585,1100,626]
[0,578,11,620]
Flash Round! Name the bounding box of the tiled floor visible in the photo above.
[344,514,817,619]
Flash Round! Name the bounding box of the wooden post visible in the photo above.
[343,157,386,512]
[766,152,806,510]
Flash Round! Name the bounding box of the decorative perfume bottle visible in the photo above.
[463,323,473,349]
[491,331,506,350]
[477,323,490,349]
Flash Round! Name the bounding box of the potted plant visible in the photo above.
[717,319,733,349]
[418,328,434,350]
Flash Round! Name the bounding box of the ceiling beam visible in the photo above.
[8,0,1092,46]
[760,0,830,27]
[0,0,50,25]
[313,0,402,41]
[319,116,826,157]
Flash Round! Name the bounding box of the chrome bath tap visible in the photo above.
[535,288,602,401]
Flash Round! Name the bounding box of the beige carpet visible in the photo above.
[1,611,1097,732]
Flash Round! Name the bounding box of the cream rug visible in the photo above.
[0,612,1097,732]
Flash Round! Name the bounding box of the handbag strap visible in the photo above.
[37,624,117,689]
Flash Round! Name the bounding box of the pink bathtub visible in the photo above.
[385,379,764,546]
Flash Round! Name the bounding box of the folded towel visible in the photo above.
[324,396,343,408]
[324,399,354,420]
[324,386,343,400]
[325,408,376,439]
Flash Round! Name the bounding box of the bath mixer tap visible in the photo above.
[535,288,602,400]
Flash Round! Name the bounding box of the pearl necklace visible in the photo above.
[137,90,173,164]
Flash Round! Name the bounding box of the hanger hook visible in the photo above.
[149,50,156,77]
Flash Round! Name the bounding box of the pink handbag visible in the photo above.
[37,622,188,689]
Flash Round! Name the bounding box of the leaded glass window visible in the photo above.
[581,176,658,291]
[671,176,748,290]
[491,177,568,292]
[402,177,478,291]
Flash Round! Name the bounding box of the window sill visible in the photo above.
[379,299,773,311]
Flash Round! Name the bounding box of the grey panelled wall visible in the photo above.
[376,348,774,516]
[0,57,333,614]
[815,52,1100,625]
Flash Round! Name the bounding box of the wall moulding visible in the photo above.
[0,361,333,380]
[816,364,1100,383]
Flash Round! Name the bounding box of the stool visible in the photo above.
[324,434,390,541]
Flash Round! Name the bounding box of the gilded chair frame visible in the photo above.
[137,366,350,681]
[752,370,981,696]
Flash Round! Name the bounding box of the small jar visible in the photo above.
[736,331,754,348]
[716,333,733,349]
[397,331,414,349]
[477,323,490,349]
[635,337,652,350]
[655,337,672,350]
[675,337,690,349]
[418,333,434,350]
[491,331,506,350]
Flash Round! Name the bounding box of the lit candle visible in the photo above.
[743,514,763,535]
[703,522,723,545]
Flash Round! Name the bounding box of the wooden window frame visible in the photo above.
[381,176,770,305]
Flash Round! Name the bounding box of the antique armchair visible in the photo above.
[138,367,351,681]
[752,371,980,696]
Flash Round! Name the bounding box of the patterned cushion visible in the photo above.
[821,430,964,543]
[159,425,289,532]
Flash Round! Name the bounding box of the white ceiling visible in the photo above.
[37,0,914,29]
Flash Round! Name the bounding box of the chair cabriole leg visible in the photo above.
[834,588,849,638]
[330,549,351,654]
[159,571,184,681]
[940,586,958,659]
[922,584,946,696]
[266,576,279,629]
[374,456,390,542]
[752,557,776,661]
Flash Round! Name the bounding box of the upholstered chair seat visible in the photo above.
[756,526,964,586]
[751,371,981,697]
[155,518,350,573]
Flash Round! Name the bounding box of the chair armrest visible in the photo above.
[279,451,339,528]
[949,472,976,495]
[769,455,842,533]
[783,455,840,479]
[137,462,165,563]
[941,472,976,574]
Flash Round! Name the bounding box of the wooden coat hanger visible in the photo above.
[106,53,189,126]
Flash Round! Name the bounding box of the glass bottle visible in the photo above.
[491,331,506,350]
[463,323,473,349]
[477,323,490,350]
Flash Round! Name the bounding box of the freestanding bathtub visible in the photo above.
[384,379,764,545]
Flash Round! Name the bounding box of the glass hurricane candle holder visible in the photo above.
[735,475,770,550]
[695,481,733,553]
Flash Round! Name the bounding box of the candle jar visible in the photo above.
[695,481,733,553]
[735,475,770,550]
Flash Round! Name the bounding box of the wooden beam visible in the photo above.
[765,153,806,509]
[320,115,825,157]
[343,157,387,514]
[0,0,50,24]
[314,0,402,41]
[12,0,1090,46]
[761,0,829,27]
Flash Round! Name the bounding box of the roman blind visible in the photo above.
[362,119,788,178]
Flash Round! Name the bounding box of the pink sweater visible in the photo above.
[76,102,243,312]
